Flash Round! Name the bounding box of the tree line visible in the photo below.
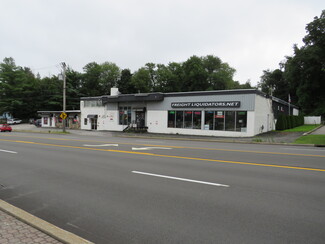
[0,55,251,119]
[1,10,323,120]
[258,10,325,116]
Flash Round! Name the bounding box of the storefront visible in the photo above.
[37,110,81,129]
[80,89,299,137]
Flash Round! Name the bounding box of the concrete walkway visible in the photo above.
[311,125,325,135]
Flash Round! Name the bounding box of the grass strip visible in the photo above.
[294,135,325,145]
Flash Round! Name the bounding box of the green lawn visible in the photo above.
[283,124,320,132]
[294,135,325,145]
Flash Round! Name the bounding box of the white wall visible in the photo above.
[41,116,51,128]
[80,105,105,130]
[254,95,274,135]
[304,116,321,125]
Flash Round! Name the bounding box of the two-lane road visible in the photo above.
[1,133,325,243]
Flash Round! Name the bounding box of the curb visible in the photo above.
[12,128,315,147]
[117,134,315,147]
[0,200,93,244]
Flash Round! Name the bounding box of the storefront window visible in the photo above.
[193,111,201,129]
[176,111,184,128]
[168,111,176,128]
[225,111,235,131]
[119,107,131,125]
[214,111,225,130]
[43,117,48,125]
[236,111,247,132]
[204,110,247,132]
[204,111,214,130]
[184,111,193,128]
[84,118,87,125]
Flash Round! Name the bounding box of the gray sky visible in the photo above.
[1,0,324,86]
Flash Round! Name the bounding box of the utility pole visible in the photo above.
[61,62,67,133]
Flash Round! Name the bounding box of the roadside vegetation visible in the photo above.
[283,124,320,132]
[294,135,325,145]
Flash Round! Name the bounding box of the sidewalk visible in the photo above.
[0,200,93,244]
[11,123,305,144]
[0,209,62,244]
[311,124,325,135]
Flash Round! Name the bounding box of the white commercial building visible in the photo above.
[80,89,298,137]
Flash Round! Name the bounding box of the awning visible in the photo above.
[87,114,98,118]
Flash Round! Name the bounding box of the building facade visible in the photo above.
[37,110,81,129]
[80,89,299,137]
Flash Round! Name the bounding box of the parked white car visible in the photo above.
[7,118,22,124]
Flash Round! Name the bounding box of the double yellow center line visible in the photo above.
[1,137,324,172]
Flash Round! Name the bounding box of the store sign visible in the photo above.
[171,101,240,108]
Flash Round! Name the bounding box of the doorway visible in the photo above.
[90,118,97,130]
[136,111,145,128]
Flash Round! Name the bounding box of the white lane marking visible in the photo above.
[282,147,325,152]
[132,147,171,150]
[83,144,118,147]
[132,171,229,187]
[0,149,17,154]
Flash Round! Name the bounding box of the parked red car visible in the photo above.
[0,124,12,132]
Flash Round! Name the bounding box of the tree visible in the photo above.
[284,10,325,115]
[80,62,102,96]
[99,62,120,95]
[182,56,209,91]
[258,69,288,101]
[117,69,136,94]
[131,67,152,93]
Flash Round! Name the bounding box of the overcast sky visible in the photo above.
[1,0,324,86]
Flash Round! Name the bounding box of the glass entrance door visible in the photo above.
[136,111,145,128]
[91,118,97,130]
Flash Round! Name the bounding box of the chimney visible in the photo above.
[110,88,120,96]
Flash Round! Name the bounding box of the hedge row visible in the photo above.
[276,114,304,130]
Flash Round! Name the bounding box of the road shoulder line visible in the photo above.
[0,199,93,244]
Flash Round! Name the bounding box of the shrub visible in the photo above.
[286,115,292,129]
[276,114,286,130]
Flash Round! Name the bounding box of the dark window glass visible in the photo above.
[236,111,247,132]
[193,111,202,129]
[184,111,193,128]
[176,111,184,128]
[204,111,214,130]
[119,107,131,125]
[84,118,87,125]
[214,111,225,130]
[225,111,235,131]
[168,111,176,128]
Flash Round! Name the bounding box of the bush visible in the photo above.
[276,114,286,130]
[287,115,292,129]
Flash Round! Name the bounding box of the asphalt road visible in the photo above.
[0,132,325,243]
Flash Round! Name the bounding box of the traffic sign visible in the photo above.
[60,112,67,120]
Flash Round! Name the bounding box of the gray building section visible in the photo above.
[148,93,256,111]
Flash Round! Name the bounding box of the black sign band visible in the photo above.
[171,101,241,108]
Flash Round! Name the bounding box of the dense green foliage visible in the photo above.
[258,10,325,116]
[276,114,304,130]
[0,55,250,119]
